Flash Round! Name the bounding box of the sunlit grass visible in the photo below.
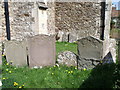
[1,42,120,88]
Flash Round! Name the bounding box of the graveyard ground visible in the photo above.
[1,42,120,88]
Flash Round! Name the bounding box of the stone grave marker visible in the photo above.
[77,36,103,60]
[4,40,27,66]
[27,34,56,67]
[77,36,103,69]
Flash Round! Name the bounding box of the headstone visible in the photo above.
[62,32,69,42]
[69,33,77,43]
[77,36,103,60]
[4,40,27,66]
[77,36,103,69]
[57,51,77,66]
[28,34,56,67]
[57,31,64,42]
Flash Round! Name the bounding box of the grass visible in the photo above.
[1,42,120,88]
[2,57,91,88]
[56,41,78,55]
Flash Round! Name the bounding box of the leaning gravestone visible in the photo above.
[77,36,103,69]
[28,34,56,67]
[4,40,27,66]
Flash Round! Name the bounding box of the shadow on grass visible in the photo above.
[79,63,120,88]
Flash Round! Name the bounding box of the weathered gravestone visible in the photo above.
[57,51,78,66]
[77,36,103,69]
[62,32,69,42]
[4,40,27,66]
[28,34,56,67]
[57,31,64,42]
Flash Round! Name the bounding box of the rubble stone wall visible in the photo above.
[1,2,55,41]
[0,2,5,41]
[55,2,102,42]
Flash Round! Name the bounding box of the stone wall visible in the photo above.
[1,2,55,41]
[0,2,4,65]
[47,2,55,34]
[9,2,35,40]
[55,2,102,42]
[0,2,5,41]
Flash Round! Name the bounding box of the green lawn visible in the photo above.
[56,41,78,55]
[1,42,120,88]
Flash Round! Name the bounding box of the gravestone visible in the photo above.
[77,36,103,69]
[28,34,56,67]
[57,51,77,66]
[77,36,103,60]
[4,40,27,66]
[62,32,69,42]
[69,33,77,43]
[57,31,64,42]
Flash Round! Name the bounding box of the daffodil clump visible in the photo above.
[13,82,25,88]
[65,70,74,74]
[14,82,18,86]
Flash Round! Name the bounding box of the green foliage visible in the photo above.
[111,20,115,25]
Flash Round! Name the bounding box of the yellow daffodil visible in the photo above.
[9,71,12,73]
[14,82,18,86]
[2,78,6,80]
[6,69,9,71]
[6,63,9,65]
[75,67,77,70]
[68,71,71,74]
[83,68,86,71]
[19,86,22,88]
[71,71,73,73]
